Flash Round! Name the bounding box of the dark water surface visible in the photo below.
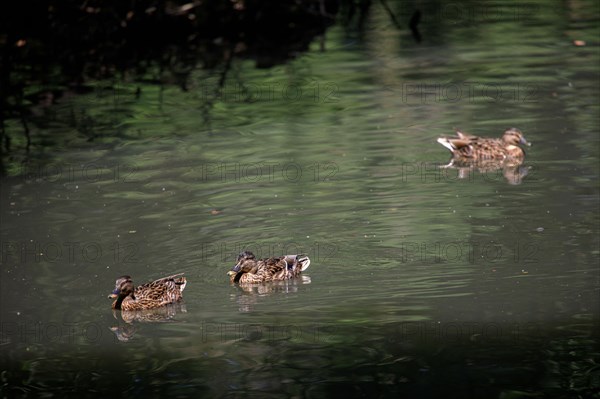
[1,1,599,397]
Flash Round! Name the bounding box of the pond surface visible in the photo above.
[1,1,599,397]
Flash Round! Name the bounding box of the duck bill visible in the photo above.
[108,288,120,299]
[108,293,118,299]
[520,137,531,146]
[227,271,237,276]
[230,262,242,273]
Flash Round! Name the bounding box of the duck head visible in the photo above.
[230,251,258,273]
[227,251,262,282]
[108,275,135,300]
[502,128,531,146]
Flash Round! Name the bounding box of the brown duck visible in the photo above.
[227,251,311,284]
[437,128,531,161]
[108,274,187,310]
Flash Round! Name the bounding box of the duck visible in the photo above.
[108,274,187,310]
[227,251,311,284]
[437,128,531,161]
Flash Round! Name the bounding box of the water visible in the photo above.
[1,1,599,397]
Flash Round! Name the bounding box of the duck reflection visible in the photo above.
[231,275,312,313]
[441,159,531,185]
[109,302,187,342]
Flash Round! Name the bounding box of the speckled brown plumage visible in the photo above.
[227,251,311,284]
[437,128,530,161]
[109,274,186,310]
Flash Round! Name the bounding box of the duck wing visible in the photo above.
[134,273,186,305]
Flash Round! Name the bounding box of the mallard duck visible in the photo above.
[227,251,311,284]
[108,274,187,310]
[437,128,531,161]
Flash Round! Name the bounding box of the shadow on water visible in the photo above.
[0,0,422,176]
[1,317,598,397]
[1,0,336,175]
